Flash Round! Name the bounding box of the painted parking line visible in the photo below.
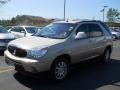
[113,46,120,48]
[0,68,14,74]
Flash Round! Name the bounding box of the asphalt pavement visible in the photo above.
[0,52,13,71]
[0,40,120,90]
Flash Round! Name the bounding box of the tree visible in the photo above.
[107,8,120,22]
[0,0,10,7]
[11,17,16,24]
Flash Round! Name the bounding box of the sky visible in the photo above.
[0,0,120,21]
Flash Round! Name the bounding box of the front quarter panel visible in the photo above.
[44,39,72,65]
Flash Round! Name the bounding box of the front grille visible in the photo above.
[0,39,14,43]
[8,45,27,57]
[0,46,6,50]
[5,39,13,43]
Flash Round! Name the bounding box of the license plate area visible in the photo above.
[5,57,21,66]
[5,57,15,66]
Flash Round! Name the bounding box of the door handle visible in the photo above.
[104,37,106,40]
[89,39,97,43]
[89,39,93,42]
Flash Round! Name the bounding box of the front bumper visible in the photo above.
[4,50,52,73]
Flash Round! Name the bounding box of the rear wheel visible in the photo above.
[50,57,70,82]
[101,48,111,64]
[113,34,117,39]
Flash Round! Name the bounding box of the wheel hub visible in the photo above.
[55,61,67,80]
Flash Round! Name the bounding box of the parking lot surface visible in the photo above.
[0,40,120,90]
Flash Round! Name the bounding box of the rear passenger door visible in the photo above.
[88,23,106,56]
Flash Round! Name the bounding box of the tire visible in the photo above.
[113,34,117,39]
[50,57,70,82]
[101,48,111,64]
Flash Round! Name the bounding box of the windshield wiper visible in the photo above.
[38,35,49,38]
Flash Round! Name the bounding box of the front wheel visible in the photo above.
[50,57,69,82]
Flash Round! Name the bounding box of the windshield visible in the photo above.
[34,23,77,39]
[0,26,8,33]
[25,27,37,34]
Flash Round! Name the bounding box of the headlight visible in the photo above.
[27,48,47,59]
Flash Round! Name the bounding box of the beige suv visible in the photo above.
[5,20,113,81]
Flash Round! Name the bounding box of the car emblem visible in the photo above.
[13,49,16,55]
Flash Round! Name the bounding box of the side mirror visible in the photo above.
[8,30,11,33]
[75,32,87,40]
[21,31,26,36]
[112,35,116,41]
[21,31,25,33]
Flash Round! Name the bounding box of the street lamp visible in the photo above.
[100,6,108,22]
[64,0,66,20]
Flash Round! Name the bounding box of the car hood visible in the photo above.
[0,33,15,39]
[9,36,65,49]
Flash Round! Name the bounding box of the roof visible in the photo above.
[54,19,102,24]
[12,26,35,28]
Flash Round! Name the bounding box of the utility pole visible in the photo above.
[64,0,66,20]
[100,6,108,22]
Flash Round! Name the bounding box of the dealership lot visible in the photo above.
[0,40,120,90]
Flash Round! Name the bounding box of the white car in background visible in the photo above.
[110,29,120,39]
[8,26,37,38]
[0,26,15,51]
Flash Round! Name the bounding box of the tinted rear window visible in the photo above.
[99,22,112,35]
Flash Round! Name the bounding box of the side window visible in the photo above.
[76,24,89,38]
[89,24,104,37]
[11,27,18,32]
[18,27,25,33]
[11,27,25,33]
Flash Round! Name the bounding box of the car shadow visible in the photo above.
[14,59,120,90]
